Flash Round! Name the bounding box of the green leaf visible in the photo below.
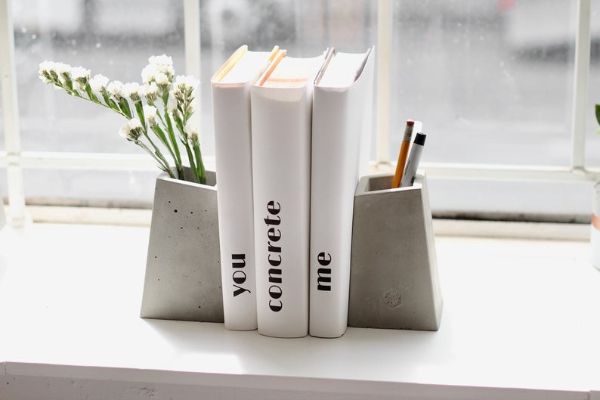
[595,104,600,127]
[118,98,133,119]
[134,101,146,128]
[84,83,99,103]
[151,124,168,146]
[102,91,120,113]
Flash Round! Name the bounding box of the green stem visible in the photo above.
[135,140,174,178]
[45,79,179,178]
[151,124,172,154]
[51,79,125,117]
[143,131,171,173]
[172,112,201,183]
[164,109,183,180]
[183,141,198,183]
[193,140,206,184]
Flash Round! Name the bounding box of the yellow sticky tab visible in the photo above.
[212,45,249,83]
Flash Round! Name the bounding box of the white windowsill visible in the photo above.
[0,223,599,399]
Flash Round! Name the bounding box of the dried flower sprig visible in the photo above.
[38,55,206,183]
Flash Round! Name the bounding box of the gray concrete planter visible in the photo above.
[349,173,443,331]
[140,170,224,323]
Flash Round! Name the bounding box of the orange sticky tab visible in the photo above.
[257,49,286,86]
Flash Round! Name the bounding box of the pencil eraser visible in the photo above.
[407,119,415,126]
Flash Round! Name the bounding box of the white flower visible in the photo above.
[38,60,56,75]
[140,82,159,103]
[174,75,199,93]
[38,61,60,84]
[107,80,124,97]
[141,55,175,84]
[89,74,109,92]
[154,72,169,86]
[70,66,91,90]
[119,118,143,141]
[141,64,158,84]
[53,63,71,82]
[186,121,199,143]
[148,54,174,77]
[70,66,90,81]
[144,105,158,125]
[37,61,82,87]
[123,82,140,99]
[128,117,142,131]
[159,64,174,77]
[118,123,130,139]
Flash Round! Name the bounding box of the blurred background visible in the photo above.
[1,0,600,219]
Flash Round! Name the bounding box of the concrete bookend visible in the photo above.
[140,170,224,323]
[348,174,442,331]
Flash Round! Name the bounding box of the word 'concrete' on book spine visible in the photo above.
[265,200,283,312]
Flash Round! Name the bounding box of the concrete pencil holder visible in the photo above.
[140,169,224,323]
[348,173,443,331]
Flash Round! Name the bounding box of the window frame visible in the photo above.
[0,0,597,228]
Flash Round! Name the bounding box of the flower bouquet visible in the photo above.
[38,55,205,183]
[39,56,224,321]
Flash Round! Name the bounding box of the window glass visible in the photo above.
[13,0,376,206]
[201,0,375,157]
[586,0,600,166]
[13,0,185,154]
[392,0,576,166]
[5,0,593,218]
[23,169,156,207]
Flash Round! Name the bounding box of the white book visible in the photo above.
[251,50,325,338]
[211,45,272,331]
[309,48,375,338]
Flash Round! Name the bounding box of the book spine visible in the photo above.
[309,55,375,338]
[309,90,356,338]
[251,87,312,338]
[212,84,257,330]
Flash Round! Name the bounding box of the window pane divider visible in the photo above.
[571,0,592,170]
[0,151,216,172]
[375,0,392,164]
[0,0,25,227]
[1,151,596,183]
[183,0,201,131]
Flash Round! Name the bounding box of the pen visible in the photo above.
[391,120,414,188]
[400,132,426,187]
